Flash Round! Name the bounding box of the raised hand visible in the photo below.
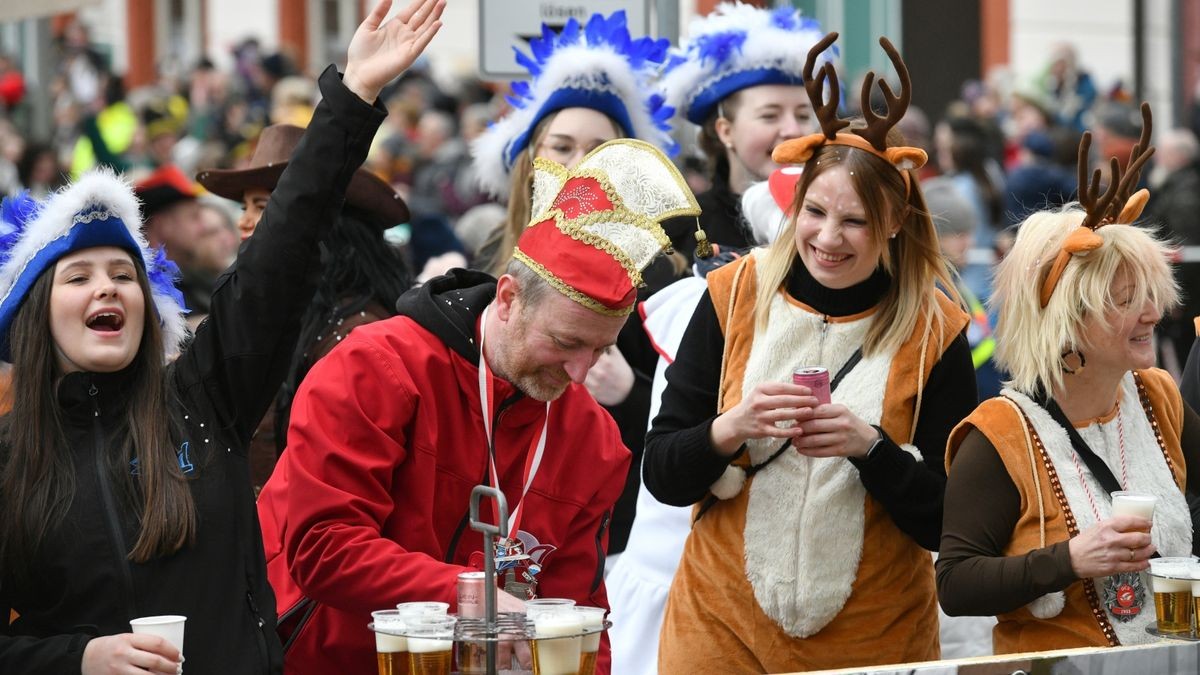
[343,0,445,103]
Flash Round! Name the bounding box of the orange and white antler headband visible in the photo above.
[771,32,927,183]
[1038,102,1155,308]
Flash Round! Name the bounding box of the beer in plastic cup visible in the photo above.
[1149,557,1196,634]
[531,610,582,675]
[129,615,186,659]
[405,615,455,675]
[372,609,409,675]
[1110,491,1157,524]
[574,607,605,675]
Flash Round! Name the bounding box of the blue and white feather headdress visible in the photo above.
[659,2,830,125]
[471,10,675,198]
[0,169,189,362]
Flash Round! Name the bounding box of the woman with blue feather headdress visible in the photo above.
[656,2,829,263]
[470,10,676,276]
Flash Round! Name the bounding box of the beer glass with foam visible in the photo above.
[405,615,456,675]
[396,601,449,618]
[372,609,409,675]
[1110,491,1157,522]
[1149,557,1197,634]
[531,609,582,675]
[574,606,605,675]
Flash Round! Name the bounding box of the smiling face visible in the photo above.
[717,84,814,191]
[490,273,625,402]
[793,165,893,289]
[49,246,147,374]
[1079,268,1162,378]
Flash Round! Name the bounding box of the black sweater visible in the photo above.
[0,65,385,674]
[643,261,977,550]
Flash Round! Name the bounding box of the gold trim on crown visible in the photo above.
[511,248,633,317]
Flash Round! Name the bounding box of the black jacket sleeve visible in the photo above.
[643,292,739,506]
[848,332,977,550]
[174,65,387,447]
[0,584,91,675]
[1181,337,1200,413]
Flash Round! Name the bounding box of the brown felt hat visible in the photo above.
[196,124,409,227]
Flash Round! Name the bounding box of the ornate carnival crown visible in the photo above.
[0,170,188,360]
[1038,103,1155,308]
[471,11,675,198]
[513,139,700,316]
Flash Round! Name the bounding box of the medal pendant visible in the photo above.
[1101,572,1145,622]
[503,569,534,600]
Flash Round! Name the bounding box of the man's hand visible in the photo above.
[343,0,445,103]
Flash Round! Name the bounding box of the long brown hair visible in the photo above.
[755,138,958,356]
[0,259,195,575]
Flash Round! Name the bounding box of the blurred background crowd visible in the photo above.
[1,1,1200,368]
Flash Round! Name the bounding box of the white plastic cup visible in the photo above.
[372,608,408,653]
[524,598,575,621]
[1110,491,1157,522]
[396,601,450,618]
[130,615,186,655]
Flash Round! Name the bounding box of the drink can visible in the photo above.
[792,366,831,405]
[457,572,485,619]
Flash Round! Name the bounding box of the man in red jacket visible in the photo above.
[256,139,699,674]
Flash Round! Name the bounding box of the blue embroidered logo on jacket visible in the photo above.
[129,441,195,475]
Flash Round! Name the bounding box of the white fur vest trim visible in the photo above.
[739,286,896,638]
[1005,376,1192,644]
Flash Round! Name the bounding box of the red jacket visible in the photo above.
[257,271,628,674]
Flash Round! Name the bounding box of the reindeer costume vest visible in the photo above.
[657,252,967,672]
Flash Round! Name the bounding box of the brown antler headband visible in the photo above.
[772,33,927,181]
[1037,102,1154,308]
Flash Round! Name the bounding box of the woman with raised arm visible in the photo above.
[642,34,975,672]
[938,104,1200,652]
[0,2,442,673]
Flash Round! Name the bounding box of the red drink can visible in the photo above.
[457,571,485,619]
[792,366,831,405]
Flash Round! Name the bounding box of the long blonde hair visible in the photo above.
[992,208,1179,395]
[753,142,957,357]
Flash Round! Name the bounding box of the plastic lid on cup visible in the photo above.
[1149,556,1198,578]
[396,601,450,618]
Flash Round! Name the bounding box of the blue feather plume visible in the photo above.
[146,245,188,314]
[0,191,39,265]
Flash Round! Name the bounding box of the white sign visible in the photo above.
[478,0,652,79]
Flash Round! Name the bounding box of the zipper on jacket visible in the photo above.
[90,382,139,619]
[590,511,610,594]
[445,394,522,563]
[245,584,270,668]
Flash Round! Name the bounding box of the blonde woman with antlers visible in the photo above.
[938,104,1200,652]
[642,34,974,671]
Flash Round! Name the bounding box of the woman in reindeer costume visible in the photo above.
[938,103,1200,652]
[643,34,974,672]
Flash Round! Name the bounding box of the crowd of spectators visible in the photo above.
[2,22,1200,373]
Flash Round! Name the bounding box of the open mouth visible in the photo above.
[86,311,125,332]
[810,245,850,264]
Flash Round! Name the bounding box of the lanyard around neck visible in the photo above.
[477,305,550,540]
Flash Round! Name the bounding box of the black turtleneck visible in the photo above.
[643,257,976,549]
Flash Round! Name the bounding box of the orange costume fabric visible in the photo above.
[946,368,1187,653]
[658,254,968,672]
